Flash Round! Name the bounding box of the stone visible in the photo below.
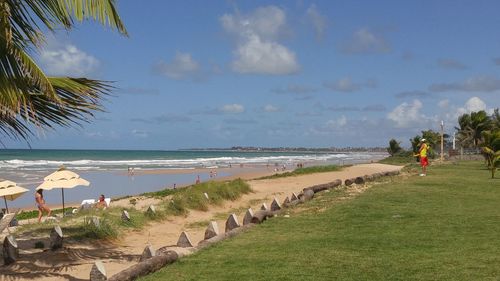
[121,210,131,222]
[45,216,58,223]
[242,208,254,225]
[260,203,268,211]
[283,197,290,205]
[354,176,365,185]
[203,192,209,200]
[155,246,170,256]
[225,213,240,233]
[3,235,18,265]
[344,178,355,186]
[140,245,156,261]
[270,198,281,211]
[89,216,100,228]
[284,214,290,218]
[204,221,220,240]
[146,205,156,215]
[50,225,63,250]
[290,192,298,201]
[177,231,193,248]
[90,261,107,281]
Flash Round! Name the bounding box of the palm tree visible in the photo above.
[481,129,500,178]
[1,0,127,141]
[387,139,402,156]
[455,110,492,148]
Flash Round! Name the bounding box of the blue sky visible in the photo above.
[4,0,500,150]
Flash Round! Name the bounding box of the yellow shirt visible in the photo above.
[420,143,428,157]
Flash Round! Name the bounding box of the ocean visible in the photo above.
[0,149,388,209]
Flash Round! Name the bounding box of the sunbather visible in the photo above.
[35,189,51,222]
[95,194,107,209]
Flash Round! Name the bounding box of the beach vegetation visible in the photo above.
[386,138,402,155]
[456,110,494,148]
[151,178,252,213]
[15,207,77,220]
[140,161,500,281]
[409,130,447,159]
[257,164,342,180]
[0,0,127,140]
[480,129,500,178]
[80,216,118,239]
[378,150,416,165]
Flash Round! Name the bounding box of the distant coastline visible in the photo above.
[183,146,387,152]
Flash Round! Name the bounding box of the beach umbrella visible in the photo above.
[36,166,90,215]
[0,179,29,213]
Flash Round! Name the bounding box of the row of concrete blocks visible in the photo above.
[89,197,286,280]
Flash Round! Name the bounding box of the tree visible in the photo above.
[0,0,127,141]
[455,110,492,148]
[481,129,500,178]
[387,139,402,156]
[410,130,443,159]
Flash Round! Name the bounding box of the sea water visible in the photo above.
[0,149,387,209]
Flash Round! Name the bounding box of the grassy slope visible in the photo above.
[141,161,500,281]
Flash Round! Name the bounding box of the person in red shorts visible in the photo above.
[418,138,428,176]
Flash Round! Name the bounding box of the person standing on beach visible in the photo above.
[35,189,51,222]
[418,138,429,176]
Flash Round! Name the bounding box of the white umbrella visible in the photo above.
[36,167,90,215]
[0,179,29,213]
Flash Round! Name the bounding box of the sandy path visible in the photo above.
[0,163,401,280]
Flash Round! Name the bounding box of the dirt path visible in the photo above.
[0,163,402,281]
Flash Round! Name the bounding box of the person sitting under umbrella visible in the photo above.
[35,189,51,222]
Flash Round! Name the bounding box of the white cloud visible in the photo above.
[387,100,426,128]
[438,99,449,108]
[324,77,377,93]
[272,84,317,95]
[132,129,149,138]
[220,104,245,114]
[439,97,494,130]
[456,97,487,116]
[340,28,391,54]
[263,104,279,112]
[154,52,200,80]
[326,115,347,129]
[40,44,99,76]
[220,6,299,75]
[306,4,327,40]
[437,58,467,70]
[429,75,500,92]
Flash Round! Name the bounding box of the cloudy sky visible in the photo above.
[4,1,500,149]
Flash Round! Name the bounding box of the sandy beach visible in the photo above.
[0,163,402,280]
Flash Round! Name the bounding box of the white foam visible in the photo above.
[0,152,388,171]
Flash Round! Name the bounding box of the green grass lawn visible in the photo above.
[140,161,500,281]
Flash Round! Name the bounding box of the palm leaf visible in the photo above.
[1,0,126,141]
